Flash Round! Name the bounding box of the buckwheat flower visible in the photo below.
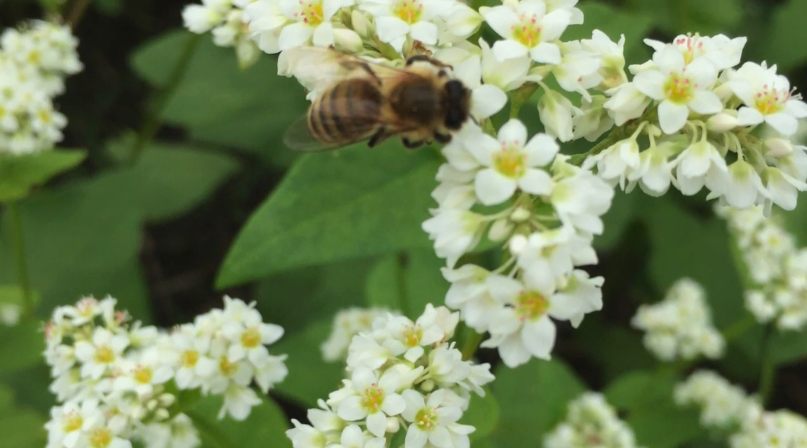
[245,0,353,53]
[81,415,134,448]
[360,0,453,52]
[422,209,486,268]
[551,165,614,235]
[552,41,602,99]
[633,46,722,134]
[333,425,385,448]
[287,419,328,448]
[672,137,729,196]
[538,88,579,142]
[731,407,807,448]
[435,1,483,45]
[632,278,725,361]
[113,352,174,398]
[136,414,200,448]
[675,370,754,430]
[466,119,559,205]
[168,329,217,390]
[627,140,678,196]
[46,399,103,448]
[481,273,588,367]
[516,226,596,291]
[727,62,807,136]
[346,334,393,370]
[322,308,395,362]
[337,368,405,437]
[449,54,508,121]
[442,265,498,333]
[74,327,129,380]
[711,159,770,209]
[573,95,614,142]
[182,0,230,33]
[604,82,651,126]
[478,39,533,92]
[382,312,446,363]
[481,0,572,64]
[401,389,474,448]
[581,30,627,90]
[222,309,284,365]
[645,34,746,71]
[220,384,263,420]
[545,393,641,448]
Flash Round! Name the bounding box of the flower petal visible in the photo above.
[529,42,561,65]
[521,317,555,359]
[518,169,554,195]
[658,100,689,134]
[497,119,528,145]
[480,6,519,38]
[688,91,723,115]
[492,39,529,61]
[523,133,559,166]
[278,22,313,50]
[471,85,507,119]
[475,169,518,205]
[766,112,798,136]
[633,71,665,100]
[736,107,764,126]
[375,16,409,44]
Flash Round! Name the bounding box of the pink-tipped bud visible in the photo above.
[706,112,738,132]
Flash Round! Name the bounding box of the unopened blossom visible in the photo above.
[545,393,642,448]
[632,278,725,361]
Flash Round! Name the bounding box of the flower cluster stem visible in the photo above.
[66,0,94,28]
[722,315,757,342]
[461,330,483,361]
[758,323,777,405]
[7,201,33,318]
[396,251,411,318]
[129,33,202,164]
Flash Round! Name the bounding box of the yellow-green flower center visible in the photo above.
[88,428,112,448]
[241,327,261,349]
[360,384,385,413]
[401,325,422,348]
[415,407,438,431]
[516,290,549,321]
[62,412,82,433]
[663,73,695,104]
[494,146,527,179]
[299,1,324,26]
[512,14,541,48]
[94,346,115,364]
[219,356,236,376]
[754,89,786,116]
[393,0,423,24]
[133,365,153,384]
[180,350,199,368]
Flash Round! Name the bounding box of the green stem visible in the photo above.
[758,323,776,404]
[567,130,623,166]
[7,202,33,318]
[395,252,410,318]
[129,33,202,164]
[461,330,483,361]
[722,315,757,343]
[66,0,93,28]
[185,410,233,448]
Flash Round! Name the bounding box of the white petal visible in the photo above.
[382,393,406,416]
[786,99,807,118]
[497,119,528,145]
[688,91,723,115]
[278,22,313,50]
[475,169,518,205]
[518,169,554,195]
[523,133,559,166]
[429,426,452,448]
[338,396,367,421]
[658,100,689,134]
[485,275,522,303]
[367,411,387,437]
[376,16,409,44]
[410,21,438,45]
[492,39,529,61]
[736,106,764,126]
[766,112,798,136]
[529,42,561,65]
[406,427,428,448]
[521,317,555,359]
[312,22,334,47]
[471,85,507,119]
[633,71,665,100]
[481,6,519,38]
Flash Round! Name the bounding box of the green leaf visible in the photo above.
[565,2,654,63]
[189,395,291,448]
[217,147,439,288]
[365,249,448,318]
[0,285,40,309]
[576,315,656,382]
[594,190,638,251]
[769,330,807,366]
[254,258,374,335]
[460,388,500,441]
[627,0,742,37]
[271,319,345,407]
[366,255,400,309]
[761,0,807,71]
[604,370,677,411]
[628,401,703,448]
[131,31,309,168]
[97,142,239,222]
[0,321,44,373]
[0,151,86,203]
[490,359,585,446]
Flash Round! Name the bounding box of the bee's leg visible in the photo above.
[433,132,452,144]
[368,126,390,148]
[344,61,382,85]
[402,137,425,149]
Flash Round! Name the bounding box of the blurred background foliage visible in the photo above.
[1,0,807,447]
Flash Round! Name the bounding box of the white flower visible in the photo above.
[220,384,263,420]
[322,308,394,362]
[552,41,602,99]
[450,54,508,120]
[182,0,229,33]
[287,419,327,448]
[481,274,587,367]
[481,0,572,64]
[516,226,596,291]
[633,46,722,134]
[645,34,746,70]
[442,265,498,333]
[545,393,641,448]
[360,0,453,52]
[604,82,651,126]
[334,425,385,448]
[675,370,753,430]
[672,138,728,196]
[245,0,352,53]
[422,209,485,268]
[401,389,474,448]
[466,119,559,205]
[581,30,627,90]
[627,142,676,196]
[710,160,769,209]
[728,62,807,136]
[169,329,217,390]
[113,354,174,398]
[337,369,406,437]
[538,88,578,142]
[731,409,807,448]
[550,168,614,235]
[74,327,129,380]
[382,311,448,362]
[136,414,200,448]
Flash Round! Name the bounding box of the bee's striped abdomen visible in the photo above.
[308,78,383,145]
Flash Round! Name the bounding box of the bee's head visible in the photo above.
[443,80,472,130]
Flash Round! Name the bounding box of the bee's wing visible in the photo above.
[282,114,370,152]
[279,47,428,97]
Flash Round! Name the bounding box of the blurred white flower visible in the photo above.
[675,370,755,430]
[545,393,642,448]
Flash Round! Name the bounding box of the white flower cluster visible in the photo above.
[631,278,724,361]
[674,370,755,430]
[544,392,642,448]
[719,205,807,330]
[676,370,807,447]
[585,34,807,212]
[321,307,396,362]
[287,304,495,448]
[425,118,612,367]
[731,407,807,448]
[0,20,81,155]
[44,295,287,448]
[182,0,261,68]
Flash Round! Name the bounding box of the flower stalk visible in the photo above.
[7,201,33,318]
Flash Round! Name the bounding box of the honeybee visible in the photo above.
[282,48,473,151]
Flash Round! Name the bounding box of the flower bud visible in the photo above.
[333,29,363,53]
[420,379,435,392]
[351,10,372,37]
[155,408,170,421]
[764,137,794,158]
[386,417,401,433]
[713,83,734,101]
[706,112,738,132]
[510,207,531,223]
[508,234,528,256]
[538,88,576,142]
[159,393,176,407]
[488,218,513,242]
